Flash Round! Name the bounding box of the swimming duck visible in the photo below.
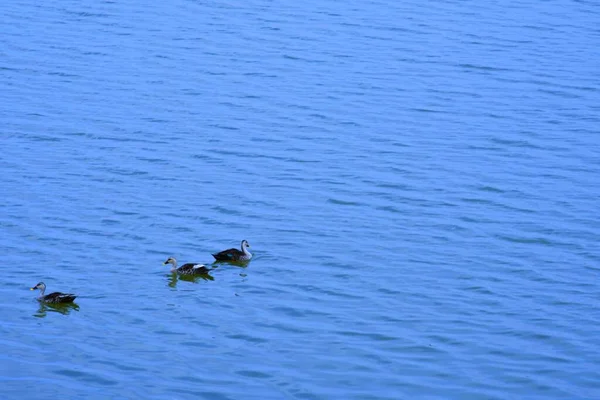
[212,240,252,262]
[163,257,211,275]
[30,282,77,304]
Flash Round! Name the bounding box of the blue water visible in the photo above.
[1,0,599,398]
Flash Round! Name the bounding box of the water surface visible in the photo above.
[1,0,599,399]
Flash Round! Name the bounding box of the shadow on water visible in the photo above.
[212,260,250,279]
[34,302,80,318]
[167,272,214,288]
[211,260,250,269]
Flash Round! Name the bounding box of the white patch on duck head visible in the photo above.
[164,257,176,265]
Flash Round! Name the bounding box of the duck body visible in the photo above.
[164,257,211,275]
[212,240,252,262]
[31,282,77,304]
[176,263,211,275]
[40,292,78,303]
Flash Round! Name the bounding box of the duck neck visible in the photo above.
[38,286,46,298]
[169,260,178,272]
[242,245,252,257]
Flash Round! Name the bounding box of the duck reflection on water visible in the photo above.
[34,301,79,318]
[167,269,214,288]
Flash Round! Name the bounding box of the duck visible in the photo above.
[163,257,212,275]
[30,282,77,304]
[212,239,252,262]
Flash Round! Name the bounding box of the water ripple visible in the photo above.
[1,0,600,398]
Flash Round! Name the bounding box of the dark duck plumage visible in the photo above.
[212,240,252,262]
[164,257,211,275]
[30,282,77,304]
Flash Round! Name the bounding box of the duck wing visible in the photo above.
[44,292,77,303]
[212,248,243,261]
[191,265,211,275]
[178,263,210,275]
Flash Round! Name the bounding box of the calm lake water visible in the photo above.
[1,0,599,399]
